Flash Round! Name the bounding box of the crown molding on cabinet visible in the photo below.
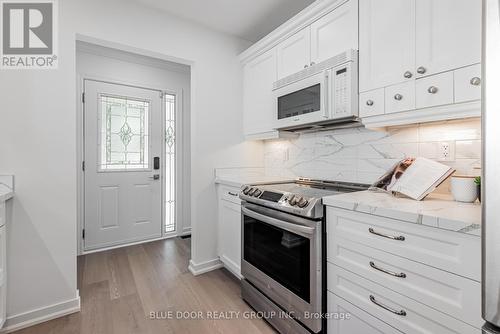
[238,0,350,64]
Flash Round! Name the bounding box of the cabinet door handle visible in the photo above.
[369,261,406,278]
[228,192,239,197]
[366,100,374,106]
[310,61,316,66]
[370,295,407,316]
[403,71,413,79]
[368,227,405,241]
[394,94,403,101]
[470,77,481,86]
[417,66,427,74]
[304,64,309,69]
[427,86,438,94]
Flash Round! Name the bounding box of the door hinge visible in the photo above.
[82,92,85,103]
[82,229,85,239]
[82,161,85,171]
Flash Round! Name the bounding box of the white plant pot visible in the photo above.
[451,176,478,203]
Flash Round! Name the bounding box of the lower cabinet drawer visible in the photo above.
[328,291,402,334]
[328,236,481,328]
[328,263,480,334]
[326,207,481,281]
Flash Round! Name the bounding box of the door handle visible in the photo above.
[154,157,160,170]
[149,174,160,180]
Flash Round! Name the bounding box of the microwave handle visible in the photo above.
[324,70,332,119]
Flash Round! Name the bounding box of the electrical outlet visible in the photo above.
[438,141,455,161]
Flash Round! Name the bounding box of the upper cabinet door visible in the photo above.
[359,0,415,93]
[277,27,311,79]
[416,0,481,78]
[310,0,358,64]
[243,48,278,136]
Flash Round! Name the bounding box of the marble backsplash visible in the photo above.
[264,118,481,185]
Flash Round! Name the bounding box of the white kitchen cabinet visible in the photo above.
[328,292,402,334]
[384,81,416,114]
[277,27,311,79]
[326,206,481,334]
[415,0,482,78]
[217,185,241,278]
[359,0,415,92]
[329,264,479,334]
[455,64,482,103]
[326,207,481,281]
[359,89,385,117]
[243,48,278,139]
[310,0,358,65]
[415,71,454,110]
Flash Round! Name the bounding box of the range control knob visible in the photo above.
[297,197,309,208]
[253,189,262,197]
[289,195,299,206]
[242,186,250,195]
[248,188,256,196]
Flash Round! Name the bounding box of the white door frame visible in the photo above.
[76,74,185,254]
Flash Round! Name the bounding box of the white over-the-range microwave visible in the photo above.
[273,49,359,130]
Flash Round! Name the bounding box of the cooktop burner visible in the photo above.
[239,178,370,219]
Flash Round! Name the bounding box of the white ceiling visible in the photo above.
[130,0,316,42]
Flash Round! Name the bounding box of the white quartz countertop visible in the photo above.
[323,190,481,236]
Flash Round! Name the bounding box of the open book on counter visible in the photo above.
[371,157,455,201]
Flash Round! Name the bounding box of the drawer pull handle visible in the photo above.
[370,295,407,316]
[368,228,405,241]
[228,192,239,197]
[427,86,438,94]
[370,261,407,278]
[470,77,481,86]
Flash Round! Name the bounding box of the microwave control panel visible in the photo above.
[331,62,357,118]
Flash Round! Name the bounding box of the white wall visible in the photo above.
[76,42,192,243]
[0,0,263,328]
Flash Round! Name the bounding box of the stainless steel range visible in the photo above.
[239,178,369,334]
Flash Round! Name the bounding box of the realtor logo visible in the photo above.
[1,0,58,69]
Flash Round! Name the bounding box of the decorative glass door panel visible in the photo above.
[164,94,176,233]
[99,95,150,171]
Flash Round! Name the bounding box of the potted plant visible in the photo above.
[474,176,481,202]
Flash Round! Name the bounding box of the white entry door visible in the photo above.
[83,80,163,251]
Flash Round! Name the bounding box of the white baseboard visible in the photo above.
[188,258,223,276]
[180,226,191,236]
[2,291,81,333]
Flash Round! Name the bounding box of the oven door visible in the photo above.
[274,70,330,130]
[241,202,322,333]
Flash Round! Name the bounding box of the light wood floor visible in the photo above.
[14,238,276,334]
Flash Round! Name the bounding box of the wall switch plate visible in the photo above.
[438,141,455,161]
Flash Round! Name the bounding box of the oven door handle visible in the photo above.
[242,206,315,236]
